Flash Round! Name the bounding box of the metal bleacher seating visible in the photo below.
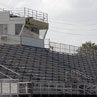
[0,44,97,96]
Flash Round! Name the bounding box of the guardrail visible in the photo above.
[44,40,79,54]
[18,81,97,95]
[10,8,48,23]
[24,8,48,23]
[44,40,97,55]
[0,8,48,23]
[0,79,97,95]
[0,79,19,96]
[49,42,78,54]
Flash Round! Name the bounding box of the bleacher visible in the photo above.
[0,44,97,96]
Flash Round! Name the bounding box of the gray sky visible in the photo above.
[1,0,97,46]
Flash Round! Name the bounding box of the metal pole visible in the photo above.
[36,11,37,20]
[10,81,11,97]
[24,7,26,17]
[31,82,33,97]
[0,80,2,97]
[17,81,19,97]
[32,10,33,18]
[69,45,70,54]
[28,8,30,17]
[1,80,2,97]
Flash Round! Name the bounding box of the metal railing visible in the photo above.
[31,81,97,95]
[24,8,48,23]
[49,42,78,54]
[0,78,97,96]
[0,8,7,11]
[0,64,19,76]
[0,7,48,23]
[44,40,79,54]
[10,8,48,23]
[44,40,97,55]
[0,79,19,97]
[18,81,97,95]
[0,72,12,79]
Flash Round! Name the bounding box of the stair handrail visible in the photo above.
[72,69,95,80]
[0,64,20,76]
[0,71,12,79]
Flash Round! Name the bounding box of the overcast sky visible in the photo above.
[0,0,97,46]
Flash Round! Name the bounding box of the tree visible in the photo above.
[77,41,97,55]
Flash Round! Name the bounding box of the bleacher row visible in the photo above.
[0,44,97,95]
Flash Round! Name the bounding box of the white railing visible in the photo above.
[44,40,79,54]
[0,79,19,96]
[0,79,97,95]
[24,8,48,23]
[0,72,12,79]
[0,64,19,76]
[10,8,48,23]
[49,42,78,54]
[44,40,97,55]
[0,8,7,11]
[19,81,97,95]
[0,7,48,23]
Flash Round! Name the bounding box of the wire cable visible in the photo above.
[49,29,97,36]
[50,26,97,31]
